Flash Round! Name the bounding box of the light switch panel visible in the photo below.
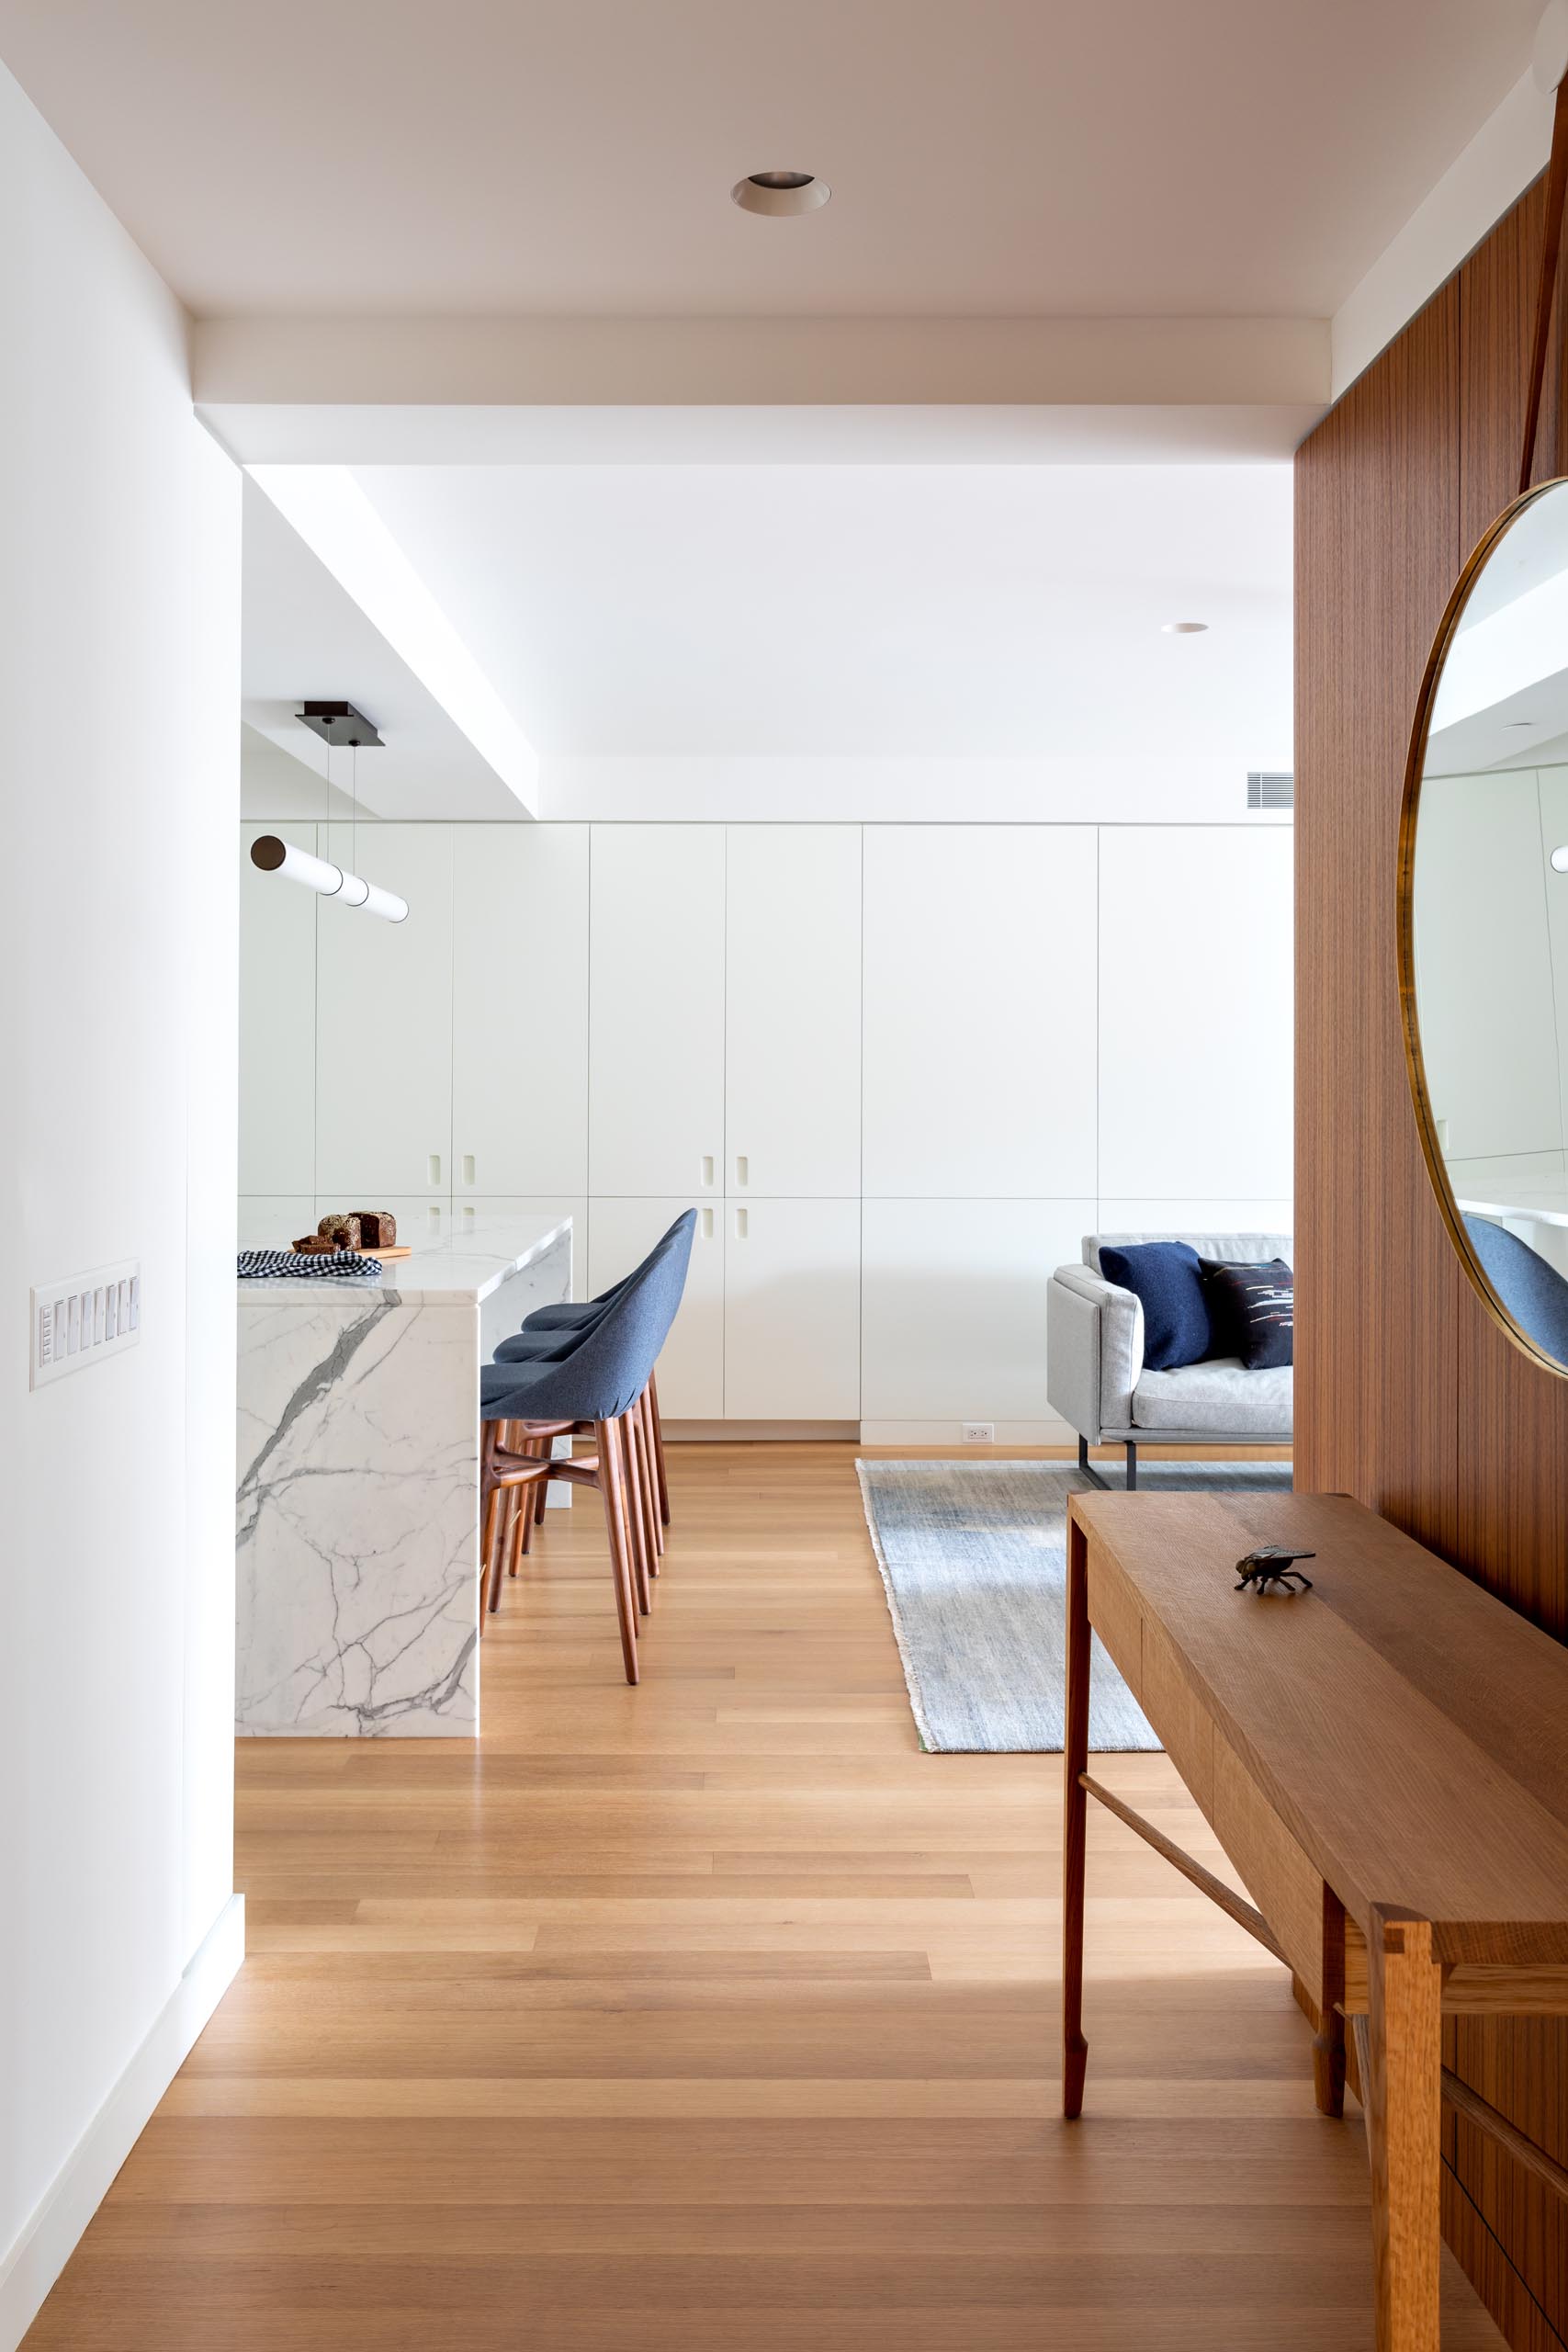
[31,1258,141,1388]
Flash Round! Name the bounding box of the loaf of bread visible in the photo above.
[355,1209,397,1248]
[292,1233,340,1255]
[317,1213,363,1250]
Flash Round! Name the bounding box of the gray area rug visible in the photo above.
[856,1457,1293,1753]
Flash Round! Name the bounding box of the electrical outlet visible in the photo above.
[962,1421,996,1444]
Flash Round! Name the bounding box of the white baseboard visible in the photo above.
[0,1892,245,2352]
[663,1420,861,1442]
[857,1418,1076,1446]
[661,1419,1078,1447]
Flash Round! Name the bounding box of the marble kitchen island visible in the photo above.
[235,1212,572,1736]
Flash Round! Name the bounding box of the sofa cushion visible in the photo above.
[1099,1240,1212,1372]
[1132,1358,1294,1434]
[1200,1257,1293,1369]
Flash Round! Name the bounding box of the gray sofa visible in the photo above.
[1046,1230,1292,1488]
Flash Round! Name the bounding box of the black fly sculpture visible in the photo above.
[1233,1544,1316,1595]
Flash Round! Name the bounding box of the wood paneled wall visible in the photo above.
[1297,175,1568,2352]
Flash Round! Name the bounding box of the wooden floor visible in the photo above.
[28,1442,1506,2350]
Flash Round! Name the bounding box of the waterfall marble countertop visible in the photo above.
[236,1210,574,1736]
[237,1213,574,1304]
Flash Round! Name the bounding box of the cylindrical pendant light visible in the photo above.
[250,833,409,922]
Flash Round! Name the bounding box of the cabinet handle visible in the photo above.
[428,1154,442,1187]
[462,1154,476,1187]
[735,1155,749,1188]
[702,1155,715,1188]
[700,1207,715,1240]
[734,1208,749,1240]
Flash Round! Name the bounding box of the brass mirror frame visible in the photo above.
[1396,472,1568,1381]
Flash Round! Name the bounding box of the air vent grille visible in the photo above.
[1247,770,1294,810]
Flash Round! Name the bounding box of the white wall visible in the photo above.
[0,62,242,2347]
[540,753,1294,826]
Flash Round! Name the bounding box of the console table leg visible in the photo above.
[1313,1885,1347,2118]
[1062,1515,1091,2118]
[1367,1907,1442,2352]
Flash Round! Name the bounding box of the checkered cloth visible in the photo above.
[236,1249,385,1282]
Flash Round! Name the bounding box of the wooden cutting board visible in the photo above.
[365,1245,412,1261]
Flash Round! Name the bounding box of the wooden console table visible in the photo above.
[1063,1489,1568,2352]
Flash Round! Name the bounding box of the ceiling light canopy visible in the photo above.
[731,170,830,218]
[1161,620,1210,634]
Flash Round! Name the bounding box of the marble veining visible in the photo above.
[236,1218,571,1736]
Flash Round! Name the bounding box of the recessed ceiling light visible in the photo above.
[731,170,831,218]
[1161,620,1209,635]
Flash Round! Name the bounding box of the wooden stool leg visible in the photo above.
[516,1432,547,1561]
[1062,1513,1091,2119]
[619,1412,653,1615]
[648,1368,671,1529]
[479,1474,502,1634]
[1367,1908,1442,2352]
[486,1481,511,1617]
[594,1416,640,1685]
[639,1388,664,1559]
[631,1391,660,1574]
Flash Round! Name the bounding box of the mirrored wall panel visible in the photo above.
[1406,477,1568,1372]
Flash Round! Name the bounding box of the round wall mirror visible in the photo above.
[1402,474,1568,1374]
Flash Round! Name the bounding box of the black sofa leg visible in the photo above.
[1077,1435,1111,1492]
[1125,1442,1137,1491]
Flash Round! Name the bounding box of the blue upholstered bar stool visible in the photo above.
[479,1222,694,1683]
[496,1211,694,1542]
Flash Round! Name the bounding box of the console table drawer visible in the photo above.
[1210,1732,1325,1988]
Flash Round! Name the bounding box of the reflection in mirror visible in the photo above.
[1408,478,1568,1370]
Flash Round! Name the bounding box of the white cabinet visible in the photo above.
[725,826,861,1195]
[237,1195,314,1250]
[862,826,1098,1196]
[723,1198,861,1419]
[861,1197,1095,1427]
[588,826,726,1196]
[588,1197,725,1419]
[239,822,317,1194]
[317,1193,455,1247]
[1098,828,1293,1199]
[314,825,455,1198]
[451,824,589,1194]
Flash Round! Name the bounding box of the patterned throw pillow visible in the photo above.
[1199,1258,1293,1369]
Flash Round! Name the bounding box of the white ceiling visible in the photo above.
[348,461,1292,763]
[0,0,1539,320]
[241,477,524,819]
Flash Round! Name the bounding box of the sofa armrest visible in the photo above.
[1047,1264,1144,1440]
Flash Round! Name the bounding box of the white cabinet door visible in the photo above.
[240,822,317,1194]
[316,1193,454,1248]
[314,825,455,1197]
[723,1198,861,1419]
[451,824,589,1195]
[588,1197,725,1419]
[1098,828,1293,1199]
[861,1197,1094,1424]
[862,827,1098,1196]
[588,826,726,1196]
[726,826,861,1195]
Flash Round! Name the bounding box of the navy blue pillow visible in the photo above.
[1099,1241,1213,1372]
